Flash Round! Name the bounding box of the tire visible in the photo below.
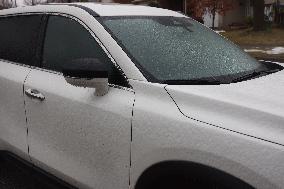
[135,162,254,189]
[148,174,230,189]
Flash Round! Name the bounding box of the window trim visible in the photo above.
[41,13,131,89]
[0,12,132,90]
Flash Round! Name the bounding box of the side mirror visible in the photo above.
[62,58,109,96]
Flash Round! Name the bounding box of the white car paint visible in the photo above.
[24,68,134,189]
[0,61,31,162]
[129,79,284,189]
[166,69,284,146]
[0,3,284,189]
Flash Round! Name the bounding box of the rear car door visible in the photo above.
[24,14,134,189]
[0,15,42,160]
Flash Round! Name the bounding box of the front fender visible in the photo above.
[130,80,284,189]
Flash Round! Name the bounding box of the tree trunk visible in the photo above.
[275,0,280,24]
[253,0,265,31]
[211,1,217,29]
[212,10,216,28]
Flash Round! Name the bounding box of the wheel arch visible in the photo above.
[135,160,255,189]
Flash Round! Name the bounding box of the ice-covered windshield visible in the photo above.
[99,16,272,84]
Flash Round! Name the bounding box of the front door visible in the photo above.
[24,15,134,189]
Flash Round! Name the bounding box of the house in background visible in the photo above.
[203,0,284,28]
[203,0,247,28]
[96,0,186,12]
[264,0,284,24]
[96,0,244,28]
[85,0,284,27]
[95,0,251,28]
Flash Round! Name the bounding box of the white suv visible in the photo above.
[0,3,284,189]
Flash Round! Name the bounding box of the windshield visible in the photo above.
[99,16,281,84]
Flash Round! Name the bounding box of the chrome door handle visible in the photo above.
[25,89,45,101]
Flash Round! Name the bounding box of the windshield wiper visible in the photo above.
[232,69,281,83]
[164,79,222,85]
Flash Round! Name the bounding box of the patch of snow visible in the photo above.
[215,30,226,34]
[244,49,266,53]
[244,47,284,55]
[266,47,284,55]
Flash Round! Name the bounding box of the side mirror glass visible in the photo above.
[62,58,109,96]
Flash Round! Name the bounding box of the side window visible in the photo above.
[42,15,128,87]
[0,15,42,65]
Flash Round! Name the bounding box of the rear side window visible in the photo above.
[0,15,42,66]
[42,15,128,87]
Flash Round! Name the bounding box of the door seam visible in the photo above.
[23,68,32,162]
[129,91,136,189]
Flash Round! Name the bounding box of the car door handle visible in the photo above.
[25,89,45,101]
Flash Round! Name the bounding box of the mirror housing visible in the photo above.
[62,58,109,96]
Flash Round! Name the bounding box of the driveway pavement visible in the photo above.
[0,155,71,189]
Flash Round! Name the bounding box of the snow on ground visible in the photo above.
[244,47,284,55]
[267,47,284,55]
[244,49,266,53]
[215,30,226,34]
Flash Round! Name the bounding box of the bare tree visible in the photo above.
[1,0,87,7]
[23,0,48,6]
[0,0,16,9]
[188,0,235,29]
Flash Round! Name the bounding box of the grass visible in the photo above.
[220,27,284,62]
[221,27,284,46]
[247,52,284,62]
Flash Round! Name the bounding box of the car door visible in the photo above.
[0,15,42,160]
[24,14,134,189]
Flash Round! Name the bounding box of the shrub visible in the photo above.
[245,16,253,27]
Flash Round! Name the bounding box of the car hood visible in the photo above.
[165,70,284,146]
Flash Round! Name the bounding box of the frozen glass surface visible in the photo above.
[101,17,263,83]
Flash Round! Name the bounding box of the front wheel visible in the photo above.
[135,162,254,189]
[148,174,231,189]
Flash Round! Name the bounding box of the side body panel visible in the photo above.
[24,69,134,189]
[0,61,30,161]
